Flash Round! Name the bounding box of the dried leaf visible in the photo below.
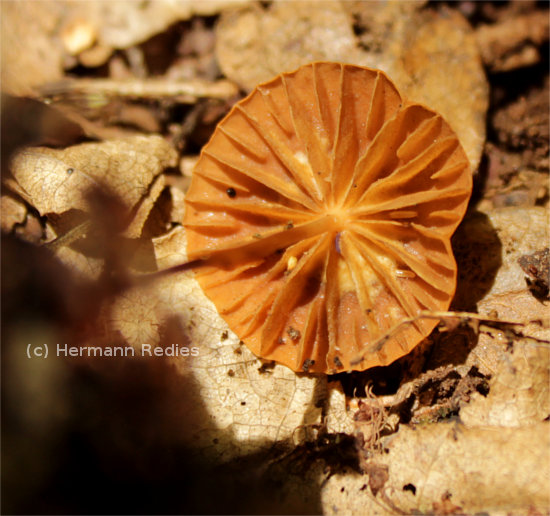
[478,207,549,299]
[1,1,65,95]
[322,422,550,515]
[93,0,254,50]
[52,236,104,281]
[216,2,362,90]
[10,135,177,220]
[461,344,549,427]
[124,174,166,239]
[0,195,27,233]
[475,11,550,72]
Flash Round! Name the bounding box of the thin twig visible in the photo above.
[351,310,550,366]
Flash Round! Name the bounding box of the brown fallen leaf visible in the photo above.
[124,173,166,239]
[0,195,27,234]
[475,10,550,72]
[88,0,255,51]
[1,1,66,95]
[9,135,176,229]
[216,2,363,91]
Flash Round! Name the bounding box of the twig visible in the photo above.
[351,310,550,367]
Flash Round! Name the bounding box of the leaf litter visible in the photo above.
[2,1,549,515]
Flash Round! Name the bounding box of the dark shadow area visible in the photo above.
[1,233,332,515]
[451,209,503,311]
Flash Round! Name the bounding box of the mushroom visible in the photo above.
[183,62,472,374]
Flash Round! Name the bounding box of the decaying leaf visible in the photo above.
[216,2,363,90]
[475,10,550,72]
[1,1,66,96]
[1,0,254,95]
[461,343,549,427]
[477,207,549,300]
[322,422,550,515]
[1,195,27,233]
[9,135,177,236]
[3,2,548,515]
[84,0,254,51]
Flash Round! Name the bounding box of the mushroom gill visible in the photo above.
[183,62,472,374]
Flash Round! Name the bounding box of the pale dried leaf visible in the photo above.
[1,195,27,233]
[455,206,550,375]
[216,2,362,89]
[10,135,177,219]
[1,1,65,95]
[94,0,254,49]
[479,207,549,299]
[108,284,163,348]
[325,384,355,435]
[54,243,104,281]
[323,422,550,515]
[168,186,186,226]
[45,223,104,280]
[123,174,166,239]
[161,274,323,459]
[153,225,189,268]
[461,344,550,427]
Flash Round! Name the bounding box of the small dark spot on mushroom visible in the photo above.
[240,401,246,406]
[335,232,342,254]
[278,337,286,344]
[353,183,357,188]
[258,361,276,374]
[253,233,262,239]
[287,326,301,341]
[334,356,343,367]
[221,330,229,341]
[66,167,74,175]
[403,483,416,495]
[360,484,367,491]
[238,340,244,345]
[226,187,236,198]
[302,358,315,372]
[285,221,294,230]
[340,487,345,493]
[234,347,242,355]
[213,438,219,444]
[366,308,373,314]
[227,369,235,377]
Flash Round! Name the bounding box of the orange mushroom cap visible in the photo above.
[183,62,472,374]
